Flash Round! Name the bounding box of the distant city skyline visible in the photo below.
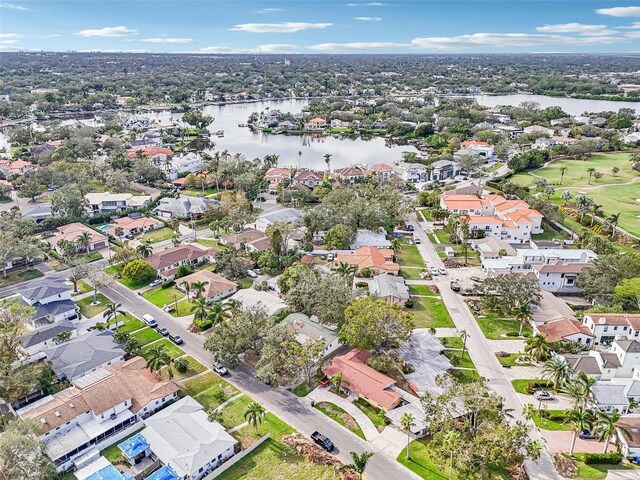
[2,1,640,53]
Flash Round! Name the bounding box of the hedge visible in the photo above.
[583,452,623,465]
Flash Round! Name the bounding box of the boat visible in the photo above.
[215,130,224,137]
[238,123,247,127]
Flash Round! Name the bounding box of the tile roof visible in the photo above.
[616,339,640,354]
[537,318,594,343]
[533,262,589,274]
[177,270,236,299]
[105,216,163,235]
[586,313,640,329]
[335,247,400,274]
[126,146,173,159]
[48,223,107,249]
[323,349,401,410]
[564,355,602,376]
[371,163,392,172]
[145,245,219,271]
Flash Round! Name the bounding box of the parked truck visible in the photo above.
[311,431,335,452]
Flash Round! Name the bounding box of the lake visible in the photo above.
[473,94,640,116]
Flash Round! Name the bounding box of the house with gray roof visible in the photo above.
[18,284,78,328]
[283,313,342,357]
[398,332,453,396]
[45,331,125,381]
[350,229,391,249]
[153,195,219,219]
[366,273,410,304]
[254,208,302,232]
[591,382,630,414]
[20,320,77,359]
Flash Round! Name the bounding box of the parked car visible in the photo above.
[438,267,446,275]
[157,327,169,336]
[450,281,461,292]
[407,224,415,232]
[246,269,258,278]
[142,314,157,328]
[579,430,597,440]
[470,276,483,283]
[168,333,183,345]
[430,266,439,276]
[392,232,404,238]
[534,391,554,401]
[327,253,334,261]
[311,431,334,452]
[414,237,421,244]
[213,363,229,376]
[149,279,162,288]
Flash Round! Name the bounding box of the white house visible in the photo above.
[254,208,302,232]
[18,284,78,328]
[531,262,590,294]
[163,152,204,180]
[85,193,151,214]
[460,141,494,158]
[397,163,427,183]
[583,314,640,346]
[20,320,77,360]
[283,313,342,358]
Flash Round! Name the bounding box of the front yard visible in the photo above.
[105,264,150,290]
[160,355,207,380]
[397,245,426,268]
[114,313,145,333]
[409,284,439,297]
[475,314,532,340]
[140,227,174,244]
[142,285,186,308]
[76,293,111,318]
[219,394,254,429]
[571,453,640,480]
[139,339,184,360]
[130,327,162,346]
[353,398,388,431]
[182,372,240,411]
[532,409,570,431]
[0,268,43,287]
[314,401,365,439]
[410,297,455,328]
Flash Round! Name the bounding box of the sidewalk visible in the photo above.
[308,387,380,441]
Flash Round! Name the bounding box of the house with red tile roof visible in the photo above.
[534,318,595,345]
[0,159,35,176]
[47,223,109,255]
[371,163,394,183]
[145,245,220,280]
[265,167,291,193]
[104,215,164,238]
[293,169,324,188]
[460,140,494,158]
[323,349,402,411]
[334,246,400,275]
[304,117,327,130]
[583,314,640,346]
[126,146,173,163]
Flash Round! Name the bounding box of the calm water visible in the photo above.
[473,94,640,116]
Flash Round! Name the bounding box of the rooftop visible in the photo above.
[536,318,594,343]
[283,312,339,346]
[177,270,237,299]
[146,245,219,271]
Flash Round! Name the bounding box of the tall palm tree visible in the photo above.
[207,302,228,327]
[590,203,603,227]
[324,153,332,172]
[244,402,265,435]
[146,345,171,375]
[513,301,532,337]
[76,231,92,254]
[542,357,571,391]
[561,190,573,206]
[587,167,596,184]
[180,280,192,299]
[191,280,209,299]
[191,297,210,324]
[336,262,358,280]
[525,334,552,362]
[103,302,125,331]
[559,166,568,185]
[562,380,587,410]
[565,408,593,456]
[136,241,152,258]
[400,413,415,460]
[522,403,536,421]
[575,371,596,408]
[458,329,469,360]
[593,410,629,454]
[606,213,621,239]
[341,451,374,480]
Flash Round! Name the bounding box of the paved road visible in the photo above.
[409,211,562,480]
[2,261,420,480]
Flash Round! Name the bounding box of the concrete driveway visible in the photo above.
[540,429,605,454]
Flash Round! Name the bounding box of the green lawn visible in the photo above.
[105,264,150,290]
[139,339,184,360]
[231,412,295,443]
[292,382,314,397]
[76,293,111,318]
[532,410,570,431]
[397,439,452,480]
[496,353,526,367]
[182,371,239,397]
[400,267,426,280]
[571,453,640,479]
[171,298,197,317]
[409,284,439,297]
[410,297,455,328]
[418,208,432,221]
[114,313,145,333]
[475,314,532,340]
[215,439,337,480]
[511,379,553,395]
[160,355,207,380]
[238,277,254,289]
[397,245,426,267]
[452,368,481,383]
[195,238,227,249]
[130,327,162,346]
[532,222,570,241]
[101,429,142,462]
[314,402,365,439]
[440,337,463,349]
[353,398,389,431]
[140,227,174,244]
[434,229,450,244]
[443,350,476,369]
[71,280,93,295]
[186,187,220,197]
[0,268,44,287]
[219,395,254,429]
[143,285,185,308]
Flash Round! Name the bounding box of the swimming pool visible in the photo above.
[97,224,110,232]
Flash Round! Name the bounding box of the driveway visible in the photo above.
[540,430,605,454]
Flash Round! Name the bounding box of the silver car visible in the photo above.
[430,266,439,276]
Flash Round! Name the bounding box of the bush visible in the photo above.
[524,380,554,394]
[361,267,372,278]
[174,357,189,374]
[122,259,156,283]
[583,452,623,465]
[160,281,174,289]
[404,299,414,308]
[177,264,193,278]
[355,281,368,288]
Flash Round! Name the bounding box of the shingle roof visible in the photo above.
[22,284,70,302]
[20,320,76,348]
[177,270,236,300]
[616,339,640,354]
[564,354,602,376]
[368,273,410,301]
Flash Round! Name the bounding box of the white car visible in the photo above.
[149,279,162,288]
[430,266,439,276]
[438,267,446,275]
[534,391,554,401]
[246,269,258,278]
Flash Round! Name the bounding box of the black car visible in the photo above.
[311,431,334,452]
[168,333,183,345]
[157,327,169,336]
[579,430,597,440]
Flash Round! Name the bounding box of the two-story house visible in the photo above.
[85,193,151,215]
[583,313,640,345]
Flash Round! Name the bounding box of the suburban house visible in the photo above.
[397,163,427,183]
[460,140,494,158]
[119,396,237,480]
[74,459,133,480]
[145,245,220,281]
[20,320,77,360]
[85,192,151,215]
[471,237,517,262]
[45,331,126,381]
[350,229,392,249]
[523,125,554,135]
[283,313,342,358]
[590,382,630,414]
[365,273,410,304]
[429,160,460,181]
[161,152,204,180]
[534,318,595,345]
[371,163,393,183]
[104,215,165,238]
[563,338,640,382]
[533,136,578,150]
[322,349,402,411]
[126,146,173,165]
[17,284,78,328]
[617,417,640,459]
[228,289,287,317]
[17,357,179,472]
[334,246,400,275]
[582,313,640,345]
[293,169,324,188]
[0,159,34,176]
[175,270,237,303]
[304,117,327,130]
[265,167,291,193]
[47,223,109,255]
[530,261,590,293]
[219,227,270,251]
[334,167,370,184]
[23,204,53,223]
[254,208,302,232]
[153,196,219,219]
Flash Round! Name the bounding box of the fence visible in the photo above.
[204,433,271,479]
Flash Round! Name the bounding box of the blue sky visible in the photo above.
[1,1,640,53]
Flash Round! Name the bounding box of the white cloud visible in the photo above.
[536,23,616,36]
[230,22,332,33]
[308,42,410,51]
[198,43,298,54]
[37,34,60,39]
[199,46,252,54]
[355,16,382,21]
[346,2,389,6]
[410,32,624,49]
[0,33,22,39]
[258,43,299,53]
[596,6,640,17]
[141,37,193,43]
[0,45,38,51]
[75,26,138,38]
[0,2,30,10]
[257,8,283,14]
[0,39,19,44]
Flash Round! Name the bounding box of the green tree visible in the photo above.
[335,261,357,280]
[324,224,354,250]
[0,419,57,480]
[339,297,414,352]
[136,241,153,258]
[50,183,86,218]
[542,357,571,391]
[578,253,640,303]
[513,301,532,337]
[400,413,415,461]
[191,280,209,299]
[145,344,173,377]
[614,278,640,311]
[122,259,157,283]
[565,408,593,456]
[593,410,628,454]
[341,451,374,480]
[559,166,568,185]
[244,402,265,434]
[52,331,71,345]
[75,231,92,254]
[103,302,125,331]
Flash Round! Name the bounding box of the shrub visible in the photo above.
[524,380,554,394]
[174,357,189,374]
[361,267,372,278]
[355,281,368,288]
[404,299,414,308]
[583,452,622,465]
[160,281,174,289]
[177,264,193,278]
[122,259,156,283]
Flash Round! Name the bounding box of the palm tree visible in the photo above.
[191,280,209,299]
[336,262,357,280]
[542,357,571,391]
[191,297,210,324]
[590,203,603,227]
[562,380,587,410]
[522,403,536,421]
[593,410,629,454]
[559,166,568,185]
[76,231,92,254]
[561,191,573,206]
[575,371,596,408]
[324,153,332,172]
[341,451,374,480]
[136,241,152,258]
[458,329,469,360]
[587,167,596,184]
[513,301,532,337]
[400,413,415,460]
[575,194,593,223]
[606,213,621,239]
[207,408,223,423]
[565,408,593,456]
[103,302,125,331]
[180,280,192,299]
[390,238,401,252]
[146,345,171,374]
[525,334,552,362]
[244,402,265,434]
